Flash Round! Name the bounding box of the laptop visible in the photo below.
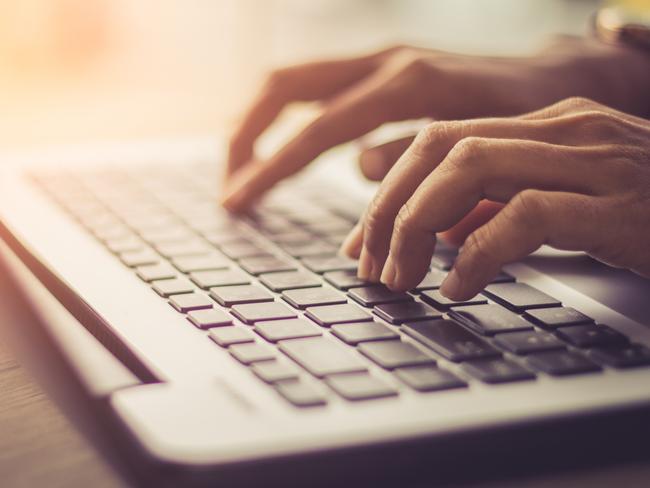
[1,139,650,487]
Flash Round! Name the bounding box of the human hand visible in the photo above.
[222,37,650,211]
[341,97,650,300]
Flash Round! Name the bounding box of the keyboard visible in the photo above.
[28,163,650,408]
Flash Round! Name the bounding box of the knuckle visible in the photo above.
[459,230,496,271]
[509,189,547,225]
[444,136,487,171]
[416,120,466,149]
[363,197,392,251]
[560,96,600,112]
[393,200,419,238]
[572,110,625,140]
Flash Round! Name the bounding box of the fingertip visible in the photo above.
[358,149,388,181]
[339,224,363,258]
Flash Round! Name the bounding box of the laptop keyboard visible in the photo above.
[28,164,650,407]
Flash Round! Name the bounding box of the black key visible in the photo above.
[279,337,367,377]
[450,304,533,336]
[331,322,399,345]
[151,278,194,297]
[229,343,276,364]
[305,303,372,326]
[251,361,300,383]
[358,341,435,369]
[326,373,397,401]
[219,241,269,259]
[259,271,321,292]
[120,249,159,267]
[155,240,212,258]
[556,324,628,348]
[136,263,177,282]
[395,366,466,392]
[463,358,535,384]
[254,318,322,342]
[281,287,347,309]
[412,270,447,291]
[348,286,413,307]
[525,307,594,329]
[187,308,232,329]
[403,320,501,362]
[169,293,214,313]
[527,350,601,376]
[420,289,487,309]
[589,344,650,368]
[190,269,251,289]
[171,254,230,273]
[231,302,297,324]
[374,301,441,324]
[275,381,327,407]
[482,282,561,312]
[491,271,515,283]
[302,255,357,273]
[280,241,337,258]
[208,326,254,346]
[494,330,565,355]
[239,255,297,275]
[324,270,370,290]
[430,243,458,270]
[209,285,274,307]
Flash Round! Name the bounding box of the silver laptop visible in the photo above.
[1,142,650,486]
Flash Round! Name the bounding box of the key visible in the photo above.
[189,269,251,289]
[395,366,467,392]
[120,249,159,267]
[259,271,321,292]
[326,373,397,401]
[275,381,327,407]
[187,308,232,329]
[331,322,399,345]
[105,235,143,254]
[403,319,501,362]
[556,324,628,348]
[305,303,372,326]
[280,241,338,258]
[482,282,561,312]
[209,285,274,307]
[155,240,212,258]
[462,358,535,384]
[279,337,367,377]
[136,263,177,282]
[491,271,516,283]
[219,241,269,259]
[239,255,297,275]
[494,330,565,355]
[254,318,322,342]
[231,302,297,324]
[151,278,194,297]
[208,327,254,347]
[324,270,370,290]
[268,230,313,244]
[420,289,487,309]
[229,343,275,364]
[281,287,347,309]
[302,255,357,273]
[527,350,601,376]
[202,230,251,246]
[450,304,533,335]
[171,254,230,273]
[374,301,441,325]
[348,286,413,307]
[251,361,300,383]
[169,293,214,313]
[524,307,594,329]
[359,341,435,369]
[139,226,195,244]
[412,270,447,291]
[589,344,650,368]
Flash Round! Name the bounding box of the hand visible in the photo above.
[222,37,650,211]
[340,97,650,301]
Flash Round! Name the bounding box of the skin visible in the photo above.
[222,37,650,298]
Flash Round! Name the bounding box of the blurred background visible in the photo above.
[0,0,616,151]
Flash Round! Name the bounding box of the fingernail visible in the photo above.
[357,247,372,280]
[380,254,396,286]
[440,269,461,300]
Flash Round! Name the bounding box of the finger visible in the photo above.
[358,136,414,181]
[361,116,594,282]
[440,190,608,300]
[438,200,504,247]
[383,138,606,291]
[226,50,390,180]
[340,223,363,258]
